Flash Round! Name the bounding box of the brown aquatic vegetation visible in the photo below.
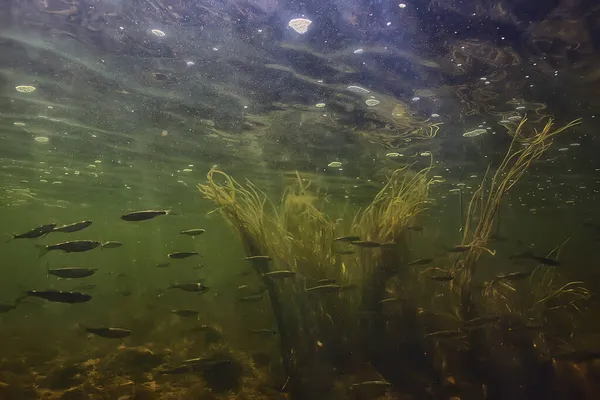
[455,117,582,320]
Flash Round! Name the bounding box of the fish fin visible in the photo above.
[35,244,49,258]
[167,210,177,216]
[5,233,16,243]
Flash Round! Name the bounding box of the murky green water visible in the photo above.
[2,0,600,399]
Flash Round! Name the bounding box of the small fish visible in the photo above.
[351,240,381,248]
[447,245,471,253]
[510,252,560,266]
[263,270,296,279]
[172,309,199,317]
[317,279,336,285]
[36,240,101,257]
[429,274,454,282]
[335,249,355,255]
[9,223,56,241]
[237,294,264,303]
[156,262,171,268]
[425,329,465,339]
[306,284,342,293]
[407,226,424,232]
[245,255,272,261]
[494,271,531,281]
[52,220,93,233]
[47,267,98,279]
[84,326,131,338]
[379,242,397,249]
[168,251,200,259]
[26,290,92,303]
[101,241,123,249]
[121,210,172,221]
[408,258,434,266]
[249,329,277,335]
[349,380,392,396]
[379,297,402,304]
[463,315,501,329]
[334,235,361,242]
[180,229,206,236]
[169,283,209,293]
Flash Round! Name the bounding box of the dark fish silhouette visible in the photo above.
[121,210,171,221]
[335,249,355,255]
[172,309,199,317]
[306,284,342,293]
[408,258,434,266]
[510,252,561,266]
[237,294,264,303]
[180,229,206,236]
[47,267,98,279]
[494,271,531,281]
[351,240,381,248]
[101,241,123,249]
[245,255,271,261]
[84,326,131,338]
[263,270,295,279]
[26,290,92,303]
[317,278,336,285]
[407,226,424,232]
[447,245,471,253]
[52,220,93,233]
[8,223,56,241]
[168,251,200,259]
[169,283,209,293]
[249,329,277,336]
[334,235,360,242]
[37,240,101,257]
[156,262,171,268]
[552,350,600,362]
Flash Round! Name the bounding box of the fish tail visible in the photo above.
[35,244,49,258]
[5,233,16,243]
[167,210,177,216]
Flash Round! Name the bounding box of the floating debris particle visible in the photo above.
[411,97,420,102]
[328,161,342,168]
[385,152,402,158]
[182,168,193,172]
[161,130,168,137]
[15,85,36,93]
[288,18,312,34]
[508,115,522,121]
[347,85,370,94]
[462,129,487,138]
[557,147,569,152]
[431,113,440,118]
[365,98,380,106]
[151,29,166,37]
[13,122,26,126]
[570,142,580,147]
[399,3,407,8]
[315,103,326,108]
[353,48,364,54]
[420,151,431,156]
[34,136,49,144]
[94,160,102,164]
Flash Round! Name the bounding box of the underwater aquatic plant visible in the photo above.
[456,117,582,320]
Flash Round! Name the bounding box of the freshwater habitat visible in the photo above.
[1,0,600,399]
